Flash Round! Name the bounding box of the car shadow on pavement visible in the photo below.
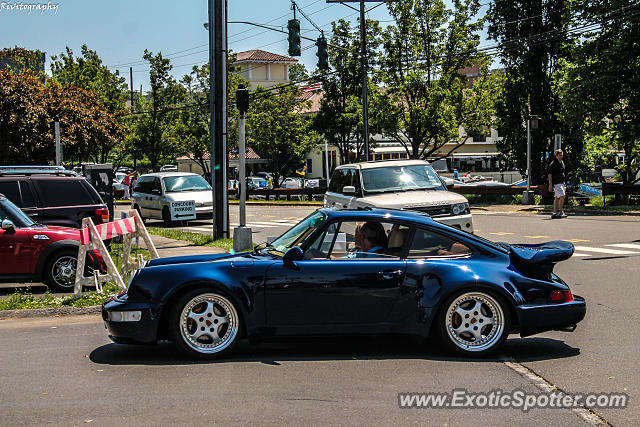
[90,335,580,366]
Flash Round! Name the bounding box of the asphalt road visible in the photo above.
[2,206,638,425]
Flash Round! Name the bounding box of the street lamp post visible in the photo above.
[523,115,541,205]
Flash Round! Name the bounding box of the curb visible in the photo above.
[0,305,101,320]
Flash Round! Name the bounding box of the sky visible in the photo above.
[1,0,394,90]
[1,0,490,91]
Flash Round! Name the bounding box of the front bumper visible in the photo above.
[102,298,161,344]
[433,213,474,233]
[516,295,586,337]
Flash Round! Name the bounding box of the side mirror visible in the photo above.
[1,219,15,230]
[283,246,304,263]
[342,185,356,195]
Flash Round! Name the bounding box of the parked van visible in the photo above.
[324,160,473,233]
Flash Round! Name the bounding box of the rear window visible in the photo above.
[36,180,94,207]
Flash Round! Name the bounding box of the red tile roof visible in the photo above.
[234,49,298,64]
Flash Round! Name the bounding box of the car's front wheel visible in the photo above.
[438,290,510,356]
[43,249,79,292]
[169,289,241,359]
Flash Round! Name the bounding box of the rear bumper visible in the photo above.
[102,298,161,344]
[516,295,586,337]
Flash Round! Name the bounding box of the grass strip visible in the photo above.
[146,227,233,252]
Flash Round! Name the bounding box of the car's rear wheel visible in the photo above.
[438,290,510,356]
[44,249,79,292]
[169,289,241,359]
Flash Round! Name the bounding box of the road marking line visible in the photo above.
[566,239,590,243]
[523,235,549,239]
[502,360,608,426]
[574,246,639,255]
[489,232,514,236]
[572,253,589,257]
[605,243,640,250]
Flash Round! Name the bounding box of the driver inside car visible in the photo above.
[345,221,388,258]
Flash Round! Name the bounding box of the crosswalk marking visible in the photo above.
[572,253,589,257]
[574,246,639,255]
[605,243,640,250]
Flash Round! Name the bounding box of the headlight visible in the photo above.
[451,203,469,215]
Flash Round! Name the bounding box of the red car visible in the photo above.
[0,193,105,292]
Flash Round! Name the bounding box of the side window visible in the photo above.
[37,180,93,207]
[134,177,150,194]
[408,228,471,259]
[304,220,401,260]
[352,169,363,197]
[0,181,22,207]
[19,182,37,208]
[328,169,342,193]
[152,178,162,193]
[0,204,8,221]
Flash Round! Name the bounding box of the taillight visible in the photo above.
[550,290,574,303]
[95,208,109,222]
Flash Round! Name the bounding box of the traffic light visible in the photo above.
[316,35,328,70]
[236,84,249,113]
[288,19,301,57]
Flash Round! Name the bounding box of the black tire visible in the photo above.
[133,204,146,223]
[162,206,172,226]
[168,288,241,359]
[43,249,79,293]
[437,290,511,357]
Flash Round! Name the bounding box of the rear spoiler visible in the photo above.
[508,241,574,280]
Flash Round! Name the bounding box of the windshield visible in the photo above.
[163,175,211,192]
[269,211,327,253]
[361,164,446,194]
[0,199,36,228]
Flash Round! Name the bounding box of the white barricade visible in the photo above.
[74,209,159,296]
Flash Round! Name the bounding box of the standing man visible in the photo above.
[122,172,131,200]
[548,149,567,218]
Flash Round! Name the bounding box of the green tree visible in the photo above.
[247,85,320,185]
[488,0,573,181]
[314,19,382,164]
[373,0,498,160]
[553,0,640,184]
[0,69,124,165]
[288,63,309,82]
[128,50,186,171]
[0,46,46,73]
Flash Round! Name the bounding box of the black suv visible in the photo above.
[0,166,109,228]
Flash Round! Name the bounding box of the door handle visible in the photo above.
[380,270,404,280]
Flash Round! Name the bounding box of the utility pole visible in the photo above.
[130,67,137,170]
[208,0,229,239]
[359,0,369,162]
[523,115,541,205]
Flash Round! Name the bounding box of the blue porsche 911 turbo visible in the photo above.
[102,208,585,359]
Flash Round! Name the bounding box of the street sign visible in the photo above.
[170,200,196,221]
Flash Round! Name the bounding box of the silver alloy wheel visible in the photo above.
[51,255,77,289]
[445,292,505,352]
[179,293,239,354]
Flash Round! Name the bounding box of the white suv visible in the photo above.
[324,160,473,233]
